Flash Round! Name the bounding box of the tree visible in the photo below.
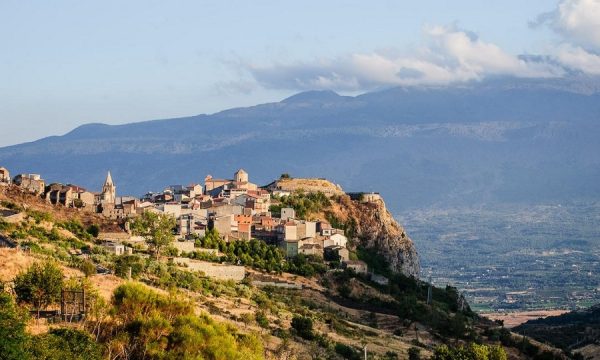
[131,211,176,259]
[13,261,64,316]
[0,292,30,360]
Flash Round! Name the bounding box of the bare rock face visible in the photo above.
[332,196,420,278]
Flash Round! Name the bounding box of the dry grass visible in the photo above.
[88,274,124,301]
[0,248,37,282]
[0,248,83,282]
[481,310,569,328]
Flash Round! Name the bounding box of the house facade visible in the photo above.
[13,174,45,195]
[0,167,9,184]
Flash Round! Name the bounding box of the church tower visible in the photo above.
[101,171,116,204]
[234,168,248,183]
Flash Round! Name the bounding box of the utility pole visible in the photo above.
[360,339,368,360]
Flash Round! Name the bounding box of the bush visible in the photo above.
[0,292,29,360]
[58,220,92,241]
[26,209,52,223]
[109,283,263,359]
[255,310,269,328]
[29,328,102,360]
[385,351,399,359]
[291,315,314,340]
[408,346,421,360]
[334,343,361,360]
[432,343,507,360]
[114,255,146,279]
[272,191,331,219]
[80,260,96,277]
[86,224,100,238]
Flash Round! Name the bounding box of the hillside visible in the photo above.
[0,184,573,359]
[514,305,600,359]
[2,76,600,213]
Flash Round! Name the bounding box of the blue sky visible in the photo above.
[1,0,600,147]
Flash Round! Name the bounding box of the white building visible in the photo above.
[324,233,347,248]
[281,207,296,221]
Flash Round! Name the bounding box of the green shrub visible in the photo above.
[273,191,331,219]
[114,255,145,279]
[29,328,102,360]
[79,260,96,277]
[26,209,52,223]
[291,315,314,340]
[0,292,29,360]
[407,347,421,360]
[109,283,263,359]
[334,343,361,360]
[432,343,507,360]
[255,310,269,328]
[86,224,100,238]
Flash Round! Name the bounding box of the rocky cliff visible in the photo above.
[327,195,420,278]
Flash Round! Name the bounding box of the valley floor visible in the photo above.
[401,202,600,312]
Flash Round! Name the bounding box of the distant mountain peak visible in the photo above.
[281,90,343,104]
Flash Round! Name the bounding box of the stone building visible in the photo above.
[281,207,296,222]
[0,167,9,184]
[296,220,317,239]
[281,239,299,257]
[234,214,252,240]
[342,260,368,274]
[204,169,258,195]
[324,233,348,248]
[101,199,138,220]
[13,174,45,195]
[46,184,95,209]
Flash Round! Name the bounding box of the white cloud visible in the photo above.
[556,44,600,74]
[529,0,600,76]
[535,0,600,50]
[556,0,600,50]
[246,25,564,92]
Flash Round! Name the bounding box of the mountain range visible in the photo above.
[2,76,600,213]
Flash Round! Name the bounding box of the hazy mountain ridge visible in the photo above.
[1,77,600,212]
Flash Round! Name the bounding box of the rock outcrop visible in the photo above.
[328,195,420,278]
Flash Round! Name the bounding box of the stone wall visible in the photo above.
[173,241,195,254]
[174,257,245,281]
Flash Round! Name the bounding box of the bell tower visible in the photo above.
[102,171,116,204]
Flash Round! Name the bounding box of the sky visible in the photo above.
[1,0,600,147]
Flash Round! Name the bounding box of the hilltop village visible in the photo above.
[1,165,572,360]
[0,166,382,275]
